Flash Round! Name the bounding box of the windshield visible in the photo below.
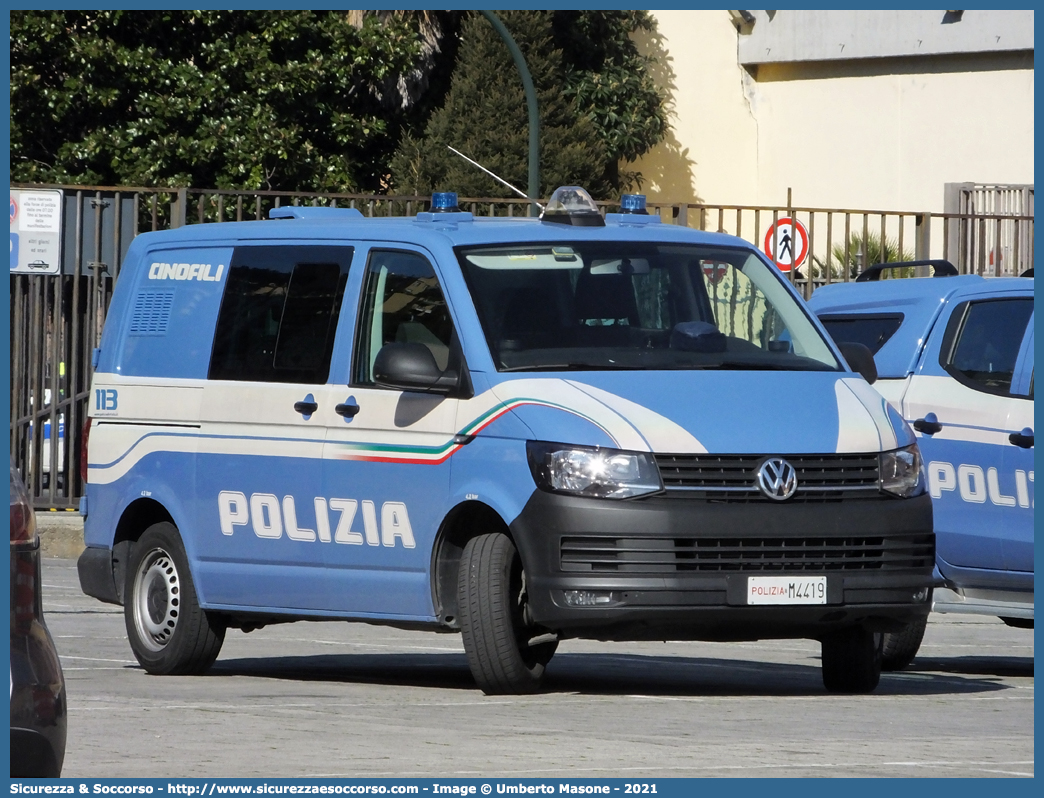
[456,242,840,372]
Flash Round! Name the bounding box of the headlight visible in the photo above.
[526,441,663,499]
[880,443,926,498]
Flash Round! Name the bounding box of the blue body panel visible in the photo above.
[922,438,1022,572]
[449,436,538,530]
[98,237,235,378]
[85,449,196,554]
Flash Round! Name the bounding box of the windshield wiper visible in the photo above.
[498,360,831,373]
[700,360,782,370]
[698,359,828,371]
[498,362,637,372]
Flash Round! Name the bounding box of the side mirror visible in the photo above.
[837,342,878,385]
[373,342,460,394]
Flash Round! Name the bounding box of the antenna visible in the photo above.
[447,146,544,211]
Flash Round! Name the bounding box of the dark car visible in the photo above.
[10,463,67,777]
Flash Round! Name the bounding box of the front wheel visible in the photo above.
[124,522,225,675]
[821,626,882,693]
[457,532,558,695]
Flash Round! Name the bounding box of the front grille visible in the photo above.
[560,534,935,573]
[654,453,881,502]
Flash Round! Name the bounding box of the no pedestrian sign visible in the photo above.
[763,217,808,272]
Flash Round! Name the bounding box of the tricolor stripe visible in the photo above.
[330,397,620,464]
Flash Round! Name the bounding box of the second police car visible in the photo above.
[77,188,935,694]
[810,261,1033,668]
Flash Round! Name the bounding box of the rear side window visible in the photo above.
[209,246,353,384]
[941,298,1033,395]
[818,314,904,355]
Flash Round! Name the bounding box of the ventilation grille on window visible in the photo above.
[129,290,175,336]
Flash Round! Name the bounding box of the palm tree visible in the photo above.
[346,11,457,112]
[828,233,915,279]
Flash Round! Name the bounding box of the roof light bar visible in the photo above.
[620,194,648,215]
[540,186,605,227]
[431,192,460,213]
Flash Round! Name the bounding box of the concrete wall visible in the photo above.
[738,9,1033,64]
[630,10,1034,213]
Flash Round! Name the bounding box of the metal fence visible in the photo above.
[945,183,1034,279]
[9,183,1035,508]
[683,201,1035,295]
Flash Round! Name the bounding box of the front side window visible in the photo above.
[942,298,1034,395]
[354,250,457,384]
[456,242,839,372]
[209,246,352,383]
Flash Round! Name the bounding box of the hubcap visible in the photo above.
[132,548,181,652]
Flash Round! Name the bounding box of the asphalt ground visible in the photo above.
[42,556,1033,779]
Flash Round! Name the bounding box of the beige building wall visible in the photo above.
[632,10,1034,214]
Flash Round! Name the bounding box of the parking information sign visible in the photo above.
[10,188,63,275]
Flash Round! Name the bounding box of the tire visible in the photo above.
[1001,617,1033,629]
[880,616,927,671]
[821,626,882,693]
[124,522,225,675]
[457,532,558,695]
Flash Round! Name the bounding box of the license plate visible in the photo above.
[747,576,827,605]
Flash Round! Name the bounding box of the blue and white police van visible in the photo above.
[77,188,935,694]
[810,262,1033,669]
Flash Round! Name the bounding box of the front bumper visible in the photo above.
[509,490,935,641]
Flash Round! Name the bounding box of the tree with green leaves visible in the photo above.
[10,11,434,191]
[554,11,669,190]
[391,11,667,200]
[12,11,666,198]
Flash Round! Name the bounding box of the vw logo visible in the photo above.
[756,458,798,501]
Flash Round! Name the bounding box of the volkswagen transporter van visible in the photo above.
[78,188,934,695]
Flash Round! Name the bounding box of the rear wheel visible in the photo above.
[457,532,557,694]
[821,626,882,693]
[124,522,225,675]
[881,616,927,671]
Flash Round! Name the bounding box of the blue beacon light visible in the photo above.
[620,194,648,215]
[431,192,460,213]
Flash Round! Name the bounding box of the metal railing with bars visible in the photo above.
[9,183,1034,509]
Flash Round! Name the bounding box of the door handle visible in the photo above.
[1009,427,1034,448]
[913,413,942,435]
[294,393,318,417]
[335,395,360,420]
